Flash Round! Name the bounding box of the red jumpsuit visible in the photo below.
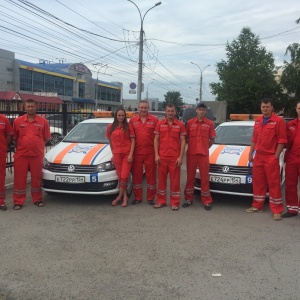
[106,123,135,189]
[251,114,287,213]
[285,118,300,215]
[184,117,216,205]
[129,114,158,201]
[0,115,13,206]
[154,118,186,207]
[13,114,51,205]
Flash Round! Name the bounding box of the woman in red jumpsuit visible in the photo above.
[106,108,135,207]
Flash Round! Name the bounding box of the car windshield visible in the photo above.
[214,125,253,145]
[63,123,109,144]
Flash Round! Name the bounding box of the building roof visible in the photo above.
[16,59,72,77]
[0,91,63,104]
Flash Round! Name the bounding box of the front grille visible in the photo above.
[42,180,118,192]
[46,163,97,174]
[209,164,252,175]
[195,178,253,194]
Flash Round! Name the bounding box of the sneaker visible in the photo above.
[245,207,263,213]
[147,200,155,205]
[282,212,297,218]
[204,204,212,211]
[0,204,7,211]
[182,200,192,208]
[273,214,282,221]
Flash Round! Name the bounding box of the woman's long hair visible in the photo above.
[110,108,129,134]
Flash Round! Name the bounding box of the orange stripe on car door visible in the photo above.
[209,145,225,164]
[237,146,250,166]
[54,143,78,164]
[81,144,105,165]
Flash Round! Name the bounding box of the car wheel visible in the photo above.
[49,133,61,146]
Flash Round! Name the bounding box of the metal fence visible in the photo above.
[4,102,97,171]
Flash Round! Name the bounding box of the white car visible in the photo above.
[194,120,285,197]
[43,118,132,195]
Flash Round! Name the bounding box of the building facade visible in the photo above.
[0,49,122,110]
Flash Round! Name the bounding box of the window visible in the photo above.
[33,72,44,92]
[78,82,85,98]
[20,69,32,91]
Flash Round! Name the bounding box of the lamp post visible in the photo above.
[190,62,210,102]
[146,81,154,100]
[127,0,161,102]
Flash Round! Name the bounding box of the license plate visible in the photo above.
[55,175,85,184]
[210,175,241,184]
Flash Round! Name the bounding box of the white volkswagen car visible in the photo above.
[194,120,285,197]
[42,118,132,195]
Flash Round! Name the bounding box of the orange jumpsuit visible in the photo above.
[130,114,158,201]
[251,114,287,213]
[154,118,186,206]
[106,123,135,189]
[13,114,50,205]
[285,119,300,215]
[0,115,13,206]
[184,117,216,205]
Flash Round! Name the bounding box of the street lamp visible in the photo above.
[146,81,154,100]
[190,62,210,102]
[127,0,161,102]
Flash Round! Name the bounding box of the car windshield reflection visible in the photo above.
[214,125,253,145]
[63,123,109,144]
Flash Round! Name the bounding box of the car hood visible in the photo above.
[209,144,251,167]
[45,142,111,165]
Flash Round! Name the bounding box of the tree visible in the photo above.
[280,43,300,116]
[162,91,184,113]
[210,27,281,115]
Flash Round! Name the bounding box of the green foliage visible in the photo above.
[210,27,282,115]
[162,91,184,112]
[280,43,300,116]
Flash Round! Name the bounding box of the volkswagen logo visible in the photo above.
[222,166,229,173]
[68,165,75,172]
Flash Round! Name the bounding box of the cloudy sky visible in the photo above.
[1,0,299,103]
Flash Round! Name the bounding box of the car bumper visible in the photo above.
[42,169,119,195]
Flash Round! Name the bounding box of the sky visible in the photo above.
[0,0,299,104]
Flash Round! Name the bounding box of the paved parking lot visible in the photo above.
[1,168,300,300]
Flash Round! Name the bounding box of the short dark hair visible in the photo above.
[261,98,273,105]
[165,103,176,110]
[25,99,37,105]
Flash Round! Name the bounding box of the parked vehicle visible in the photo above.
[194,119,285,197]
[42,118,132,196]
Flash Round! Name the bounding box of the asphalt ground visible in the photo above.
[1,166,300,300]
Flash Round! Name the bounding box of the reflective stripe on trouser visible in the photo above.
[0,155,6,205]
[184,154,212,205]
[113,153,132,189]
[252,153,283,214]
[13,155,43,205]
[157,156,181,207]
[132,153,156,201]
[285,153,300,214]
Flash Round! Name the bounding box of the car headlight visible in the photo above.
[95,161,115,172]
[43,158,50,170]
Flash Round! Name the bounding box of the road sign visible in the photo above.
[129,89,136,94]
[129,82,136,89]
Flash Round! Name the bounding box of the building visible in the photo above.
[0,49,122,110]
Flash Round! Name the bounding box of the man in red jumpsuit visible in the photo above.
[0,114,13,211]
[282,100,300,218]
[246,98,287,220]
[13,99,51,210]
[154,104,186,210]
[183,102,216,210]
[129,100,158,205]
